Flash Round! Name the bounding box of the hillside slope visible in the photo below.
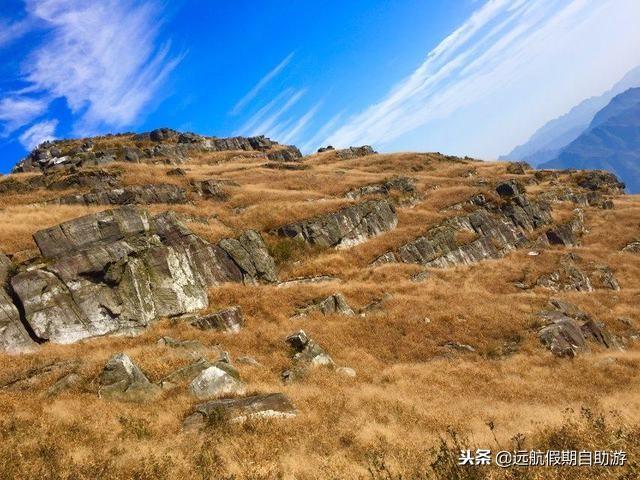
[542,88,640,193]
[0,130,639,479]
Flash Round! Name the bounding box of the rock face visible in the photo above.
[335,146,377,159]
[190,306,244,333]
[183,393,296,428]
[344,177,417,200]
[98,353,160,402]
[545,210,585,247]
[537,300,612,357]
[0,252,37,353]
[5,207,276,347]
[52,184,187,206]
[276,200,397,249]
[392,189,552,268]
[188,366,246,400]
[12,132,301,173]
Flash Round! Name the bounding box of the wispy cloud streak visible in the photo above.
[18,119,57,149]
[323,0,628,151]
[231,52,295,115]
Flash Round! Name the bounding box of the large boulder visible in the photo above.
[276,200,397,249]
[183,393,296,428]
[98,353,160,402]
[0,289,37,353]
[7,207,277,347]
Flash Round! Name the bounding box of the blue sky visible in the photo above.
[0,0,639,172]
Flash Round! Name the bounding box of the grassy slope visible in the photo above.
[0,149,639,479]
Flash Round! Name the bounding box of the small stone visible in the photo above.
[236,356,263,368]
[495,180,524,198]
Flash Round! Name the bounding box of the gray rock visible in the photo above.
[335,146,376,159]
[495,180,524,198]
[218,230,278,283]
[410,271,431,283]
[52,184,187,206]
[183,393,296,428]
[622,241,640,253]
[191,180,229,201]
[98,353,160,402]
[370,251,397,266]
[188,366,246,400]
[545,210,585,247]
[444,341,476,353]
[293,293,354,317]
[345,176,416,200]
[6,207,277,348]
[276,200,397,249]
[575,171,625,194]
[282,330,334,382]
[46,372,81,397]
[538,317,586,357]
[191,306,244,333]
[0,252,12,284]
[0,289,37,353]
[166,168,186,176]
[159,357,211,387]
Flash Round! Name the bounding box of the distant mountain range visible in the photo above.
[540,87,640,193]
[501,66,640,193]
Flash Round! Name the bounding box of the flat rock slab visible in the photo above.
[191,306,244,333]
[188,366,246,400]
[184,393,296,429]
[275,200,397,249]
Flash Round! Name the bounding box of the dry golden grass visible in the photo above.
[0,151,638,479]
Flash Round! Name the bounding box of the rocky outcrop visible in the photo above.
[0,252,37,353]
[335,146,377,159]
[98,353,161,402]
[276,200,397,249]
[574,171,626,194]
[389,185,553,269]
[0,169,122,195]
[292,293,354,318]
[190,306,244,333]
[276,275,339,288]
[12,132,301,173]
[3,207,277,349]
[537,300,612,357]
[344,177,417,200]
[51,184,187,206]
[536,253,620,292]
[544,210,585,247]
[183,393,296,428]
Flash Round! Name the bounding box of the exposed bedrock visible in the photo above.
[3,206,276,348]
[275,200,398,249]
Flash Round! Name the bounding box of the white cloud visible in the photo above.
[300,110,345,152]
[0,96,48,135]
[231,52,295,115]
[249,89,306,137]
[18,119,57,149]
[16,0,181,135]
[322,0,640,157]
[0,17,32,49]
[278,102,322,144]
